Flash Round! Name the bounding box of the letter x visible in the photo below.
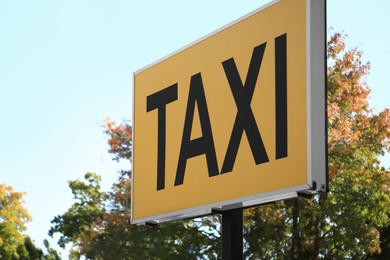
[221,43,269,174]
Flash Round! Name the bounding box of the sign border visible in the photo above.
[131,0,327,225]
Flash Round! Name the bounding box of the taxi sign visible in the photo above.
[132,0,326,224]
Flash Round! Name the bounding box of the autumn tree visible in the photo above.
[49,33,389,259]
[0,183,31,259]
[49,120,217,259]
[49,172,108,258]
[100,33,389,259]
[0,183,60,259]
[243,33,390,259]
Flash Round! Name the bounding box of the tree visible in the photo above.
[49,172,108,257]
[0,183,31,259]
[0,183,59,259]
[43,239,61,260]
[49,120,216,259]
[49,33,390,259]
[49,174,215,259]
[243,33,390,259]
[100,119,220,259]
[317,32,389,258]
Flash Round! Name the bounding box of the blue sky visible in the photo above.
[0,0,389,256]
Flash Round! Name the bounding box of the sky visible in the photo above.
[0,0,389,256]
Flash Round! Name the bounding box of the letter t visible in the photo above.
[146,84,178,190]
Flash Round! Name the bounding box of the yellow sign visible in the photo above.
[132,0,326,224]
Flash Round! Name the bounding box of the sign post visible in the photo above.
[221,208,243,259]
[132,0,326,257]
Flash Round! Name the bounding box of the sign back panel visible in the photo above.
[132,0,326,224]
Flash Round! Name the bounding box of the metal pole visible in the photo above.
[222,208,243,260]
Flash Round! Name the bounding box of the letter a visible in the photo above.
[175,73,219,186]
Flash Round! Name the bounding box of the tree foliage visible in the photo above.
[243,33,390,259]
[0,183,32,259]
[49,33,390,259]
[49,120,216,259]
[0,183,60,259]
[49,172,108,257]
